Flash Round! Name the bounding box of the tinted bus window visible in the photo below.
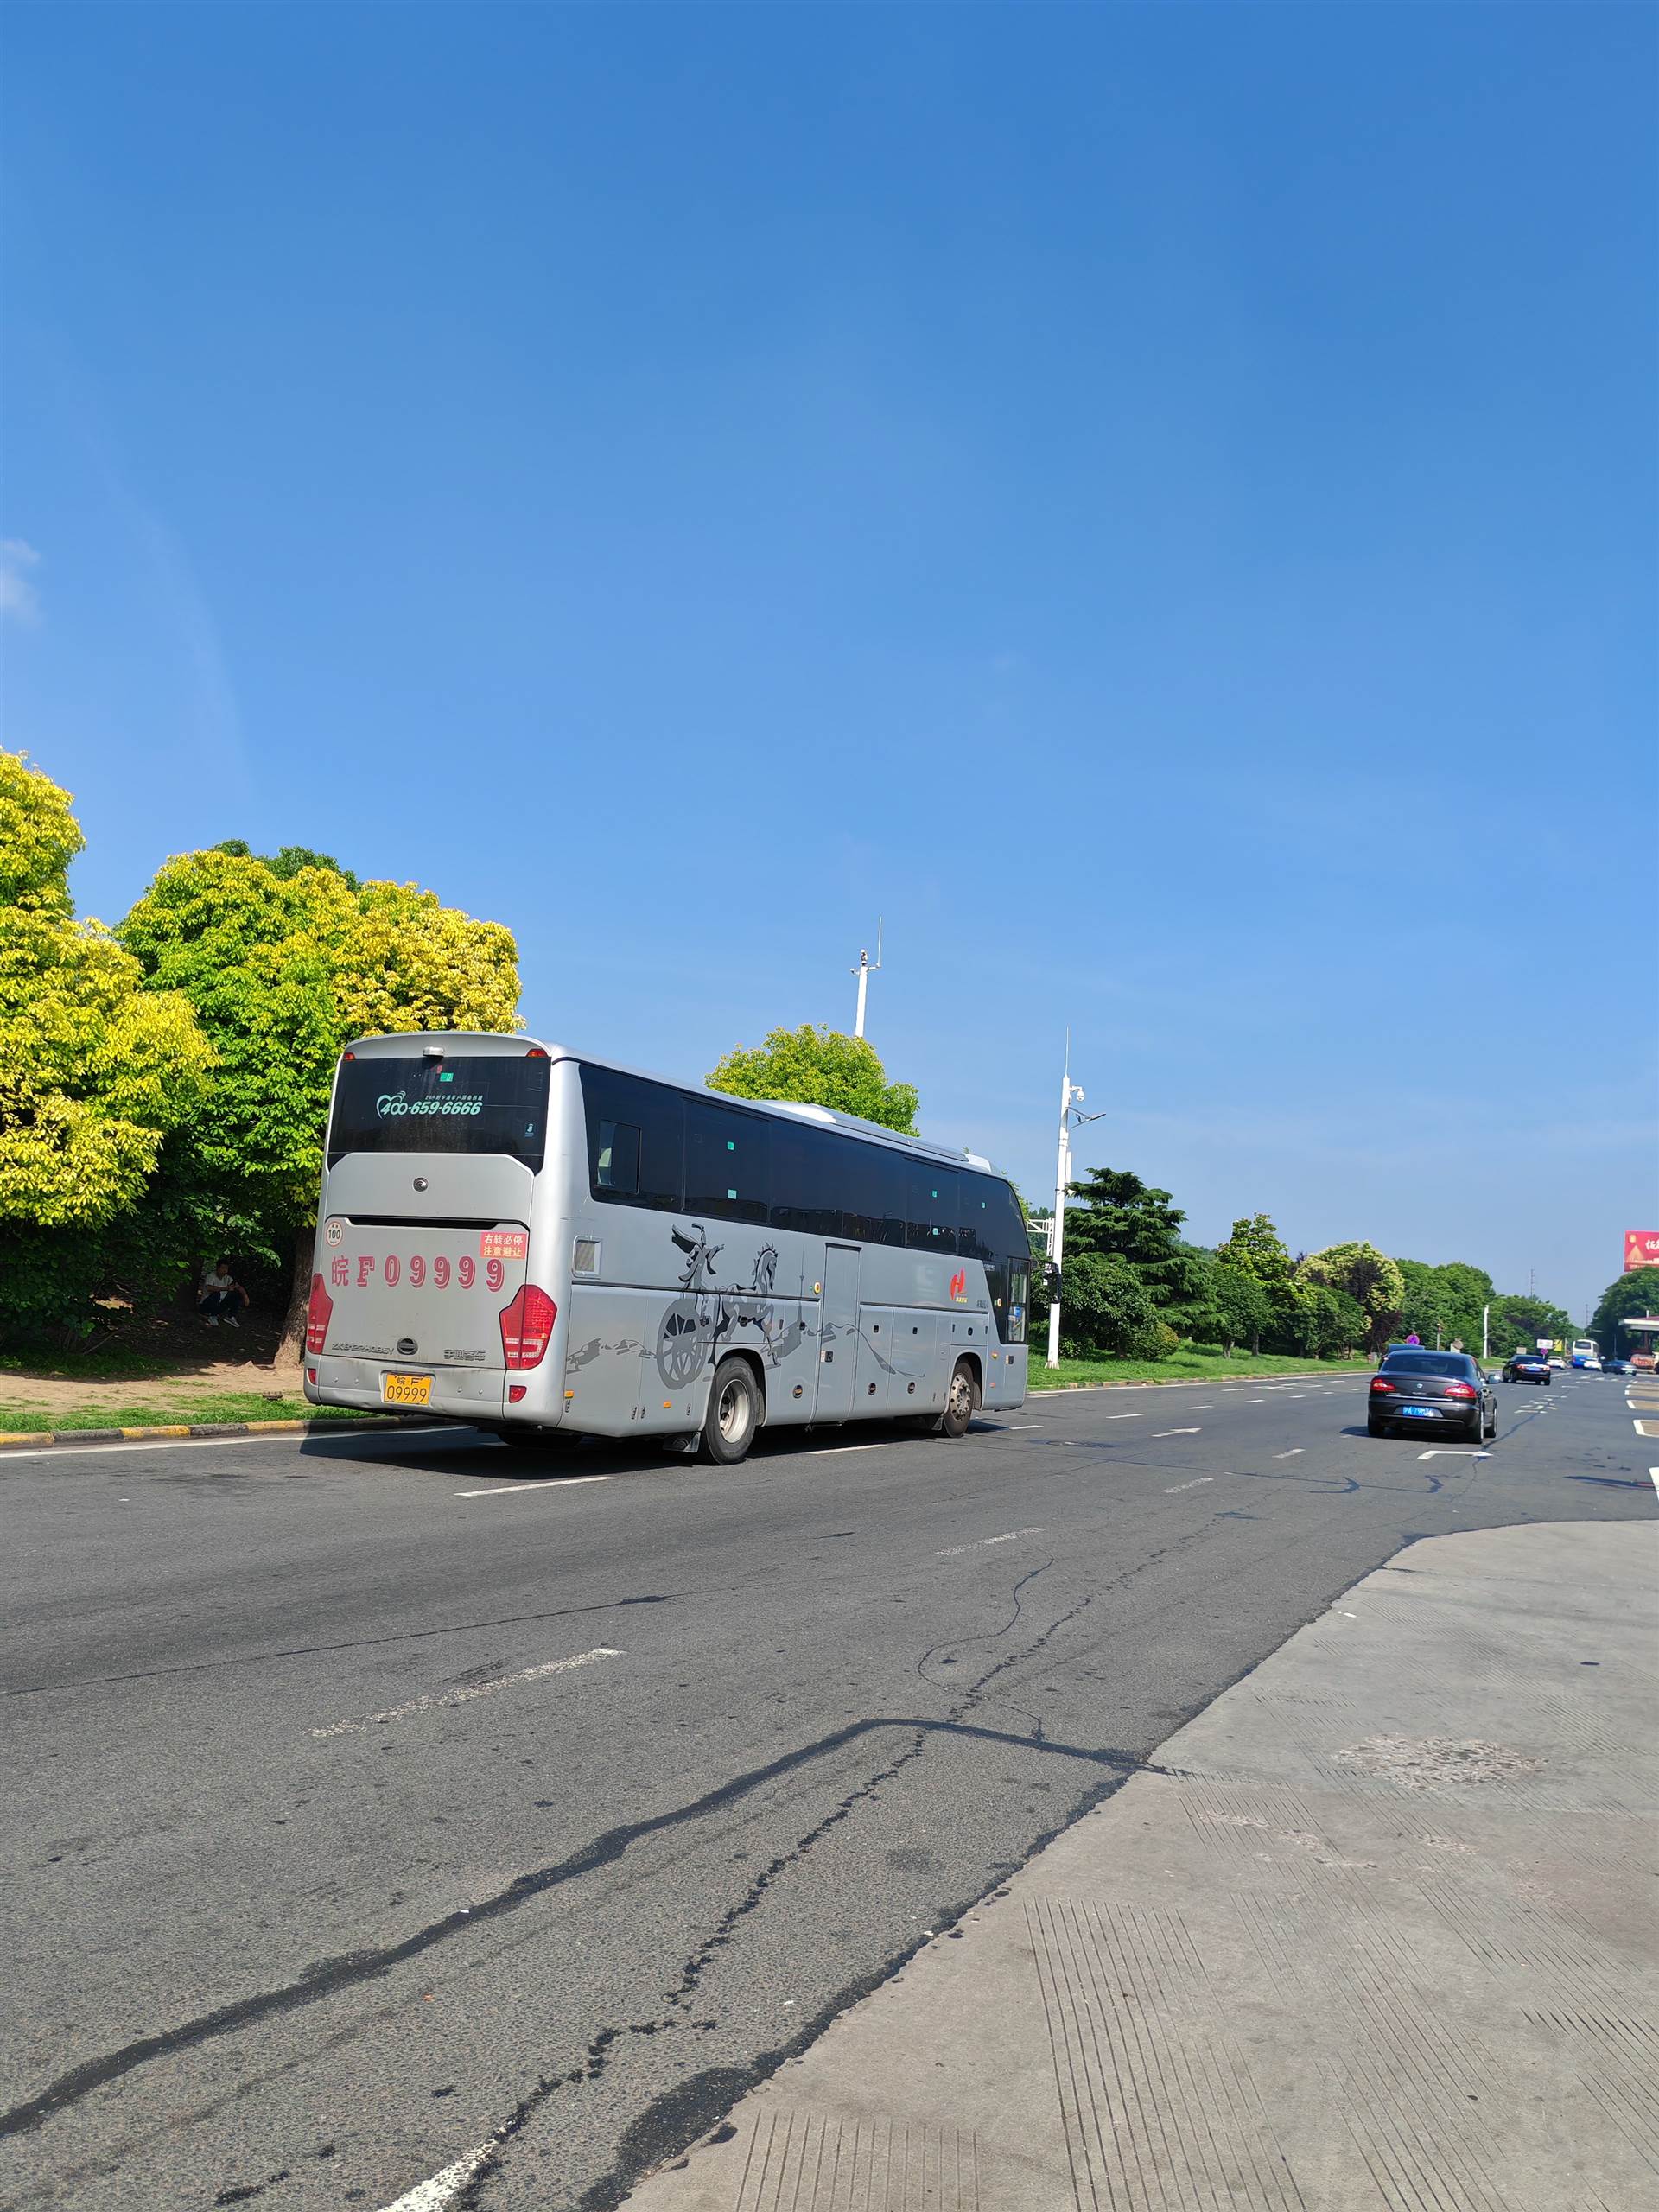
[685,1097,771,1225]
[905,1161,959,1254]
[580,1067,683,1211]
[842,1139,904,1244]
[771,1123,842,1237]
[328,1055,550,1170]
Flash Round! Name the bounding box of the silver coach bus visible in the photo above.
[302,1033,1031,1462]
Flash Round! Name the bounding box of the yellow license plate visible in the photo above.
[382,1372,433,1407]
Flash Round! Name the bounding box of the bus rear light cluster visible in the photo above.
[305,1274,334,1354]
[500,1284,557,1370]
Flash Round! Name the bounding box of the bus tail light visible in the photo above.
[507,1384,528,1403]
[305,1274,334,1354]
[500,1284,556,1370]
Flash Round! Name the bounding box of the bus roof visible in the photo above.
[338,1032,1002,1177]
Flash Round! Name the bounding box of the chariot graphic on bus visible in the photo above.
[304,1035,1029,1463]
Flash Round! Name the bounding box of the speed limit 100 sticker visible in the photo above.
[480,1230,529,1261]
[324,1217,345,1247]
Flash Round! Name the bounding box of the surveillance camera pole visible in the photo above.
[852,918,883,1040]
[1046,1036,1103,1370]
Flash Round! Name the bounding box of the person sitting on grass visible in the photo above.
[197,1258,249,1330]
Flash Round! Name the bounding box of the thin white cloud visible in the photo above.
[0,538,41,624]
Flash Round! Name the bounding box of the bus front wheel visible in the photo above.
[938,1360,980,1440]
[702,1357,760,1465]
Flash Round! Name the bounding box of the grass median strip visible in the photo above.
[1027,1352,1370,1391]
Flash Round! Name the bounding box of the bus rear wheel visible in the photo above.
[937,1360,979,1439]
[701,1357,760,1465]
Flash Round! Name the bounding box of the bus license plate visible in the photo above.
[383,1373,433,1407]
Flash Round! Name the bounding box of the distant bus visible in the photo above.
[303,1033,1030,1462]
[1570,1338,1599,1368]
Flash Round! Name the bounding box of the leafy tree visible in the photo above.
[1290,1282,1368,1357]
[120,846,519,1352]
[1216,1212,1306,1350]
[1210,1261,1274,1355]
[1485,1292,1570,1356]
[1589,1268,1659,1360]
[1053,1250,1162,1360]
[1063,1166,1211,1312]
[1296,1242,1405,1357]
[708,1024,918,1134]
[1397,1259,1495,1354]
[0,753,213,1341]
[214,837,360,889]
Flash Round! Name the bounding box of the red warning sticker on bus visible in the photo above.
[480,1230,529,1261]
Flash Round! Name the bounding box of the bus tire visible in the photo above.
[938,1359,979,1439]
[702,1356,760,1465]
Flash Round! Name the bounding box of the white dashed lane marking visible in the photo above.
[937,1527,1046,1559]
[1163,1476,1213,1494]
[457,1474,617,1497]
[1274,1448,1304,1459]
[1150,1427,1201,1439]
[375,2144,494,2211]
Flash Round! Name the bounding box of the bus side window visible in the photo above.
[842,1141,903,1244]
[582,1068,684,1211]
[685,1097,771,1225]
[772,1124,839,1237]
[906,1162,960,1254]
[596,1120,640,1196]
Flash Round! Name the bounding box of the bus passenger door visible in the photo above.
[814,1245,860,1421]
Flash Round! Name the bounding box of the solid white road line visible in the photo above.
[810,1441,893,1456]
[1274,1448,1304,1459]
[375,2144,493,2212]
[1418,1449,1487,1460]
[312,1647,621,1738]
[1162,1476,1213,1494]
[1006,1421,1041,1428]
[1151,1427,1201,1438]
[1105,1413,1143,1420]
[456,1474,617,1497]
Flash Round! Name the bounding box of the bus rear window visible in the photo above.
[327,1056,550,1169]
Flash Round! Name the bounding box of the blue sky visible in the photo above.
[3,2,1654,1322]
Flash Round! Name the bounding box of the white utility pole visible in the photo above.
[1046,1036,1102,1370]
[1482,1302,1490,1361]
[852,919,883,1039]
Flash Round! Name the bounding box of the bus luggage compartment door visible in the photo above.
[814,1245,860,1421]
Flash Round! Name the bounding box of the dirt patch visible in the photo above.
[0,1357,303,1414]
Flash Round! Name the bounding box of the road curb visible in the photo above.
[1027,1370,1360,1395]
[0,1415,416,1453]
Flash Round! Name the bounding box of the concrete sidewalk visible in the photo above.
[624,1520,1658,2212]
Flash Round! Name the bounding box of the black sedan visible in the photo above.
[1368,1349,1497,1440]
[1503,1349,1553,1385]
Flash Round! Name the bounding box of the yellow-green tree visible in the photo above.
[120,847,521,1352]
[0,753,213,1340]
[708,1023,919,1134]
[1297,1241,1406,1357]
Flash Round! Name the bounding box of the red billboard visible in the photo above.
[1624,1230,1659,1273]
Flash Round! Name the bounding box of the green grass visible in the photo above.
[0,1394,378,1435]
[1027,1350,1373,1389]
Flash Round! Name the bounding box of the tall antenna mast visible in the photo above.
[852,918,883,1039]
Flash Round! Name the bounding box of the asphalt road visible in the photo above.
[2,1366,1651,2212]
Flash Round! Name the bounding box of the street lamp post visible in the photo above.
[851,920,883,1040]
[1045,1041,1103,1370]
